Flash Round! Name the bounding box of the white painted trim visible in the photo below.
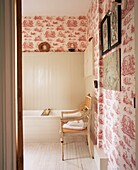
[0,0,16,169]
[94,145,108,170]
[135,0,138,169]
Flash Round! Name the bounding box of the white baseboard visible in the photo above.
[94,145,108,170]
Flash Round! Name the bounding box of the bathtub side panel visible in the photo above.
[23,116,60,143]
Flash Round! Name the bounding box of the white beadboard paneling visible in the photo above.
[22,52,85,110]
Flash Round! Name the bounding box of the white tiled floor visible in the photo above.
[24,137,98,170]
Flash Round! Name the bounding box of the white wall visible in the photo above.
[22,52,85,110]
[84,38,94,97]
[85,76,94,96]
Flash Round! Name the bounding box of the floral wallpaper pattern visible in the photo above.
[22,16,87,52]
[87,0,136,169]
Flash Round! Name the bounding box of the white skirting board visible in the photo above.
[94,145,108,170]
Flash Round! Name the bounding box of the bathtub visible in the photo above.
[23,110,62,143]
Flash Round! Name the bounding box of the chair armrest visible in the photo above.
[62,109,79,114]
[61,109,80,118]
[61,112,88,123]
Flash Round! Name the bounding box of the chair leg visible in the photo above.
[60,121,64,161]
[85,135,88,145]
[60,133,64,161]
[61,140,64,161]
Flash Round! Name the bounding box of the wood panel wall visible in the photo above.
[22,52,85,110]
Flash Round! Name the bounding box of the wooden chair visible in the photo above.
[60,95,93,160]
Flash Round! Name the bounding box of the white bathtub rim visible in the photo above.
[23,109,82,118]
[23,110,61,117]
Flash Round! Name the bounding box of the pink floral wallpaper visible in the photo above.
[87,0,136,170]
[22,16,87,52]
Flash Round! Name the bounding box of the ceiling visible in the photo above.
[22,0,91,16]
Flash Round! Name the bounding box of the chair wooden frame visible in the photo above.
[60,95,93,160]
